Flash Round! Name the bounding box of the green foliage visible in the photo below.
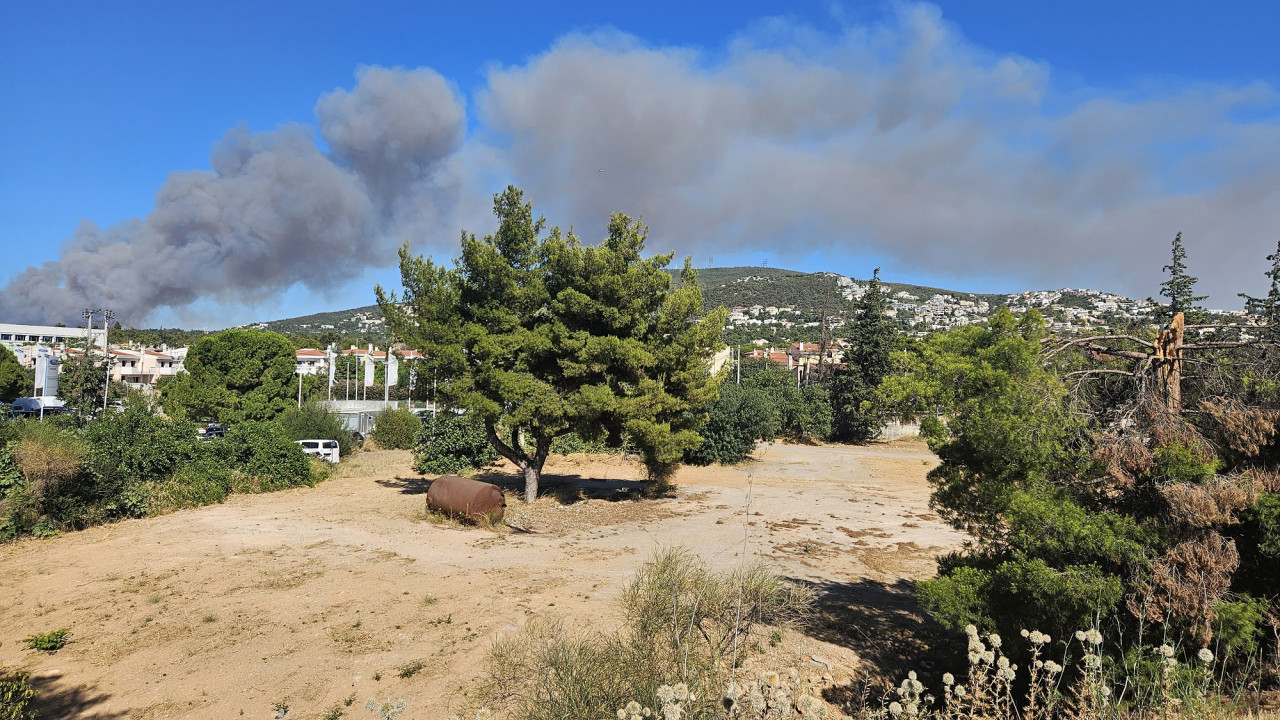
[0,661,37,720]
[2,407,321,541]
[1211,595,1270,659]
[23,628,70,652]
[550,432,627,455]
[684,382,774,465]
[1239,238,1280,337]
[0,346,30,403]
[55,354,115,416]
[378,186,723,500]
[222,422,314,492]
[277,402,355,457]
[919,555,1125,642]
[370,408,420,450]
[413,413,498,475]
[160,329,297,423]
[1154,232,1208,323]
[830,268,899,442]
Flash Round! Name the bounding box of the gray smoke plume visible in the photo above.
[478,6,1280,305]
[0,66,465,325]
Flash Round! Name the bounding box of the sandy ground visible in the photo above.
[0,440,965,719]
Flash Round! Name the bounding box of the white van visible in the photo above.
[295,439,340,463]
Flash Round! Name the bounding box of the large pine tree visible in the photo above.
[829,269,898,442]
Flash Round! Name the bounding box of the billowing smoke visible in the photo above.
[5,4,1278,323]
[0,66,465,325]
[478,5,1280,304]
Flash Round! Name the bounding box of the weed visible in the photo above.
[397,659,426,679]
[23,628,70,653]
[364,697,407,719]
[344,692,357,706]
[373,671,382,682]
[271,698,289,718]
[202,614,217,623]
[429,614,453,626]
[770,629,784,647]
[322,705,344,720]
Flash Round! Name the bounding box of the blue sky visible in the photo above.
[2,1,1277,328]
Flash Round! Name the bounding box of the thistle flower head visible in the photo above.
[987,633,1002,648]
[1198,648,1214,664]
[965,624,978,637]
[942,673,955,686]
[1043,661,1063,675]
[889,702,904,717]
[1085,629,1103,646]
[1157,644,1175,659]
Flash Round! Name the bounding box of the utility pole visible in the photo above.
[101,309,115,412]
[297,370,302,409]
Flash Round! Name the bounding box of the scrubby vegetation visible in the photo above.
[370,407,421,450]
[483,547,812,719]
[413,412,498,474]
[0,406,324,540]
[877,239,1280,706]
[278,401,357,457]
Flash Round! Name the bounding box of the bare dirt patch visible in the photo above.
[0,442,964,718]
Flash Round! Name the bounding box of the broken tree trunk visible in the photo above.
[1154,312,1185,414]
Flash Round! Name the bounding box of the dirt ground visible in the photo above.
[0,440,965,719]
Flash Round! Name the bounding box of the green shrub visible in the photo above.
[684,383,772,466]
[139,460,233,514]
[223,422,313,491]
[371,408,420,450]
[11,421,87,497]
[413,413,497,474]
[277,402,355,457]
[23,628,70,653]
[0,662,37,720]
[549,432,624,455]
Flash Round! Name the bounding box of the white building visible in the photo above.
[1,322,107,362]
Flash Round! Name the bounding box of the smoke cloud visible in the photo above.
[478,6,1280,304]
[0,66,465,325]
[4,4,1278,324]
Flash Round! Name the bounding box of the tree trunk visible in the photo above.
[485,420,552,504]
[1155,312,1185,414]
[523,464,539,504]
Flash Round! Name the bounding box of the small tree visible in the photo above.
[1154,232,1208,323]
[377,187,724,501]
[160,329,297,423]
[829,269,898,441]
[1240,238,1280,338]
[0,345,31,403]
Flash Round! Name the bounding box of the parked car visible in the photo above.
[197,423,226,440]
[295,439,340,463]
[10,397,68,417]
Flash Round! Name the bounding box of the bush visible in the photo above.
[413,413,497,474]
[10,421,87,498]
[23,628,70,653]
[223,422,314,491]
[484,548,810,719]
[371,408,421,450]
[277,402,356,457]
[0,661,37,720]
[137,459,233,515]
[684,383,773,466]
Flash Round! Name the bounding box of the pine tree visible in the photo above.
[1239,238,1280,337]
[829,269,898,441]
[1155,232,1208,323]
